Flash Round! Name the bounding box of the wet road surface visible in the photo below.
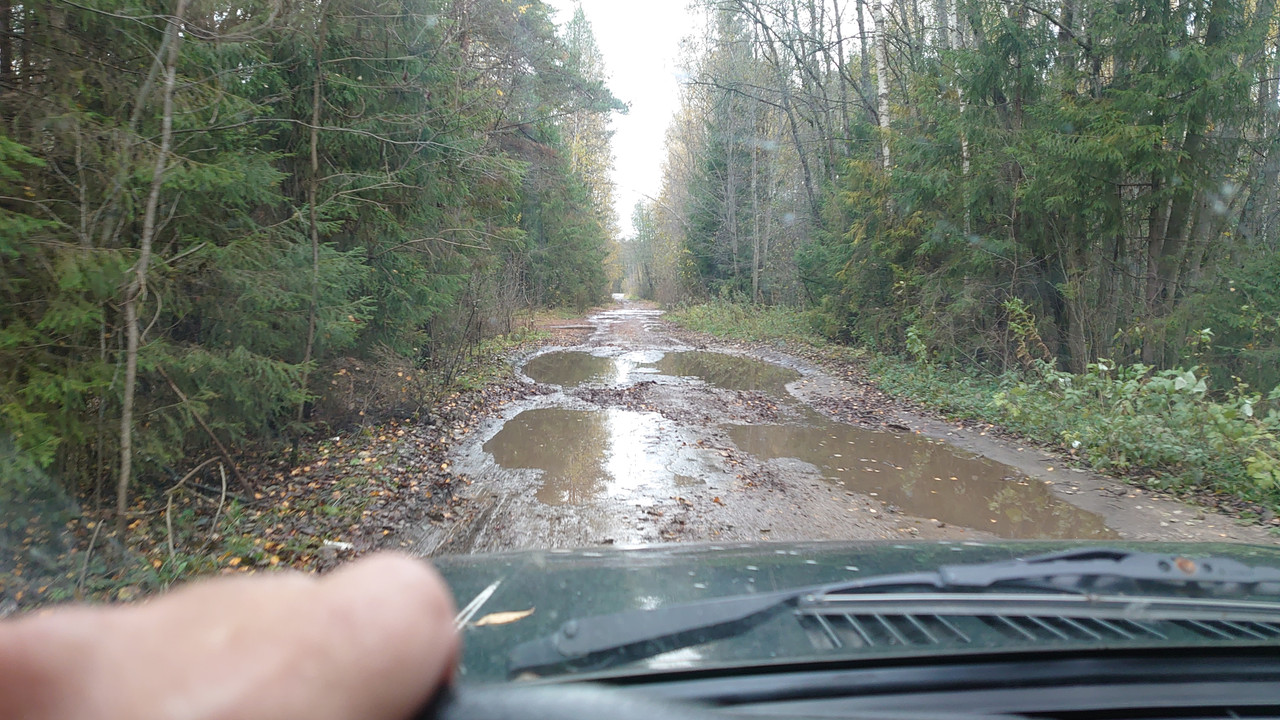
[415,300,1274,554]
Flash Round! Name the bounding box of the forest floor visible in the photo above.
[412,299,1278,556]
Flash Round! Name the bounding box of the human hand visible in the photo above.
[0,553,458,720]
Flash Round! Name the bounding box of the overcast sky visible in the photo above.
[545,0,697,236]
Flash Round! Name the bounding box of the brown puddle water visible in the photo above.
[523,351,620,387]
[482,408,677,506]
[729,420,1116,539]
[501,349,1114,539]
[655,352,801,395]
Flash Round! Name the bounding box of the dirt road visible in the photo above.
[414,300,1276,555]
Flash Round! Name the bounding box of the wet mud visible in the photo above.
[728,418,1113,540]
[414,299,1276,555]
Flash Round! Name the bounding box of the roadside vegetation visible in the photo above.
[671,301,1280,519]
[628,0,1280,402]
[633,0,1280,520]
[2,1,621,607]
[2,323,554,609]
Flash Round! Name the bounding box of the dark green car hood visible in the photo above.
[434,540,1280,684]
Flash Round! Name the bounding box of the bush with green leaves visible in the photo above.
[668,300,827,346]
[992,361,1280,499]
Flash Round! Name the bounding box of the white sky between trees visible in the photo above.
[545,0,697,237]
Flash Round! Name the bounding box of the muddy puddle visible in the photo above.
[525,349,800,395]
[482,407,703,507]
[522,351,620,387]
[656,351,801,395]
[729,419,1115,539]
[497,346,1115,540]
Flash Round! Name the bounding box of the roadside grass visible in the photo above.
[442,328,549,391]
[668,301,1280,519]
[669,299,829,346]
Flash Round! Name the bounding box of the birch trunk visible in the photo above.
[117,0,189,536]
[872,0,893,170]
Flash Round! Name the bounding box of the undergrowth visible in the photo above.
[2,326,550,611]
[669,299,828,346]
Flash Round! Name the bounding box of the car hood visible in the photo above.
[434,540,1280,684]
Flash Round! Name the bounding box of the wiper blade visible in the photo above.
[933,546,1280,589]
[507,548,1280,677]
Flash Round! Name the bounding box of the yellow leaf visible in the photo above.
[473,607,535,627]
[228,557,242,567]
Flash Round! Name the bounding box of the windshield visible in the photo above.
[2,0,1278,680]
[439,542,1280,682]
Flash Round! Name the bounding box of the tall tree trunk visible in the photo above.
[933,0,950,51]
[1143,0,1226,362]
[298,2,329,423]
[1063,248,1089,372]
[810,0,840,172]
[726,111,741,284]
[760,155,775,300]
[0,0,12,86]
[950,0,971,234]
[872,0,893,170]
[1093,184,1125,358]
[748,21,822,221]
[857,0,872,94]
[831,0,854,152]
[1235,0,1279,247]
[1141,172,1168,365]
[118,0,189,537]
[750,101,762,302]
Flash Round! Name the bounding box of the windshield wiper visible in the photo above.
[507,548,1280,677]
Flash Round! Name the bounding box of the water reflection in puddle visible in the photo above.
[483,408,673,506]
[729,420,1115,539]
[523,350,801,395]
[523,352,619,387]
[509,348,1113,539]
[655,352,801,396]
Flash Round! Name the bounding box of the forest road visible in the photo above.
[414,298,1277,555]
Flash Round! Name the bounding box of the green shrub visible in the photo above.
[991,362,1280,499]
[668,300,826,346]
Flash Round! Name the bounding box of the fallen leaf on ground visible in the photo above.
[473,607,535,627]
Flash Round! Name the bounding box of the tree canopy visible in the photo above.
[631,0,1279,392]
[1,0,621,528]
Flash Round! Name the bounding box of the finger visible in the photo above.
[303,554,460,719]
[0,553,459,720]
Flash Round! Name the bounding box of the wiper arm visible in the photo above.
[507,548,1280,677]
[934,546,1280,589]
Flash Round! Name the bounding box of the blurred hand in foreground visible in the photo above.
[0,553,458,720]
